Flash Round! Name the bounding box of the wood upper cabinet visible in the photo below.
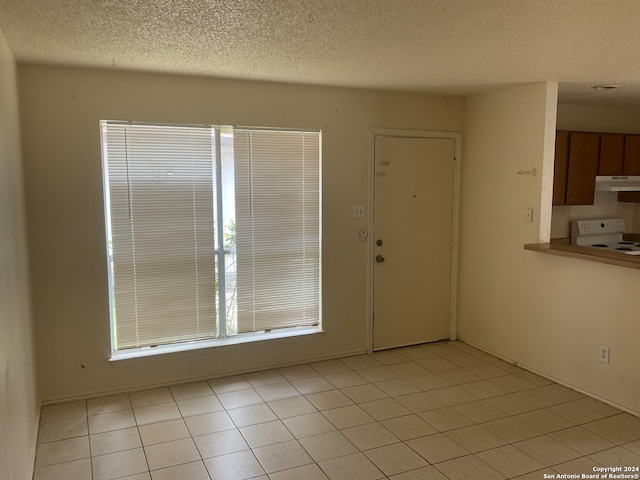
[553,131,570,205]
[599,134,624,175]
[624,135,640,175]
[565,132,600,205]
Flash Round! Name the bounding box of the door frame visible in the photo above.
[367,129,462,352]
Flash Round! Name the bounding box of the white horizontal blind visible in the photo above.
[102,122,217,350]
[234,129,321,333]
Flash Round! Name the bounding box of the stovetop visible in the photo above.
[571,218,640,255]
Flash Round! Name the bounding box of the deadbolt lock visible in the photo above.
[376,239,383,246]
[376,255,385,263]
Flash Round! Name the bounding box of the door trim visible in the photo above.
[367,129,462,352]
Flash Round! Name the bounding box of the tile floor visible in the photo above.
[33,341,640,480]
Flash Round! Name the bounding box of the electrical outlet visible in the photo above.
[187,359,197,375]
[599,345,610,364]
[76,358,88,374]
[525,207,534,223]
[353,206,364,218]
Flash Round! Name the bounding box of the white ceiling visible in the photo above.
[2,0,640,108]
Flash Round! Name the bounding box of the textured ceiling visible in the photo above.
[2,0,640,107]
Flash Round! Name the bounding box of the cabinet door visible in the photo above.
[599,134,624,175]
[553,131,569,205]
[566,132,599,205]
[624,135,640,175]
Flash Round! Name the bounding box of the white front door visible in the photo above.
[373,135,457,350]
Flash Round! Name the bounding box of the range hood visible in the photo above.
[595,176,640,192]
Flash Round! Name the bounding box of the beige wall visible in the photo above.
[551,104,640,238]
[18,65,465,401]
[0,31,39,480]
[458,83,640,415]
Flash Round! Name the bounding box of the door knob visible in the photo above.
[376,239,383,246]
[376,255,385,263]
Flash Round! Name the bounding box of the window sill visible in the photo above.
[109,326,324,366]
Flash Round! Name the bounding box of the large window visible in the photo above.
[101,122,321,357]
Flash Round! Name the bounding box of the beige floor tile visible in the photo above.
[150,460,210,480]
[481,417,540,443]
[33,458,91,480]
[40,401,87,424]
[193,428,249,458]
[129,388,174,408]
[493,360,525,374]
[543,384,584,401]
[453,399,507,423]
[184,410,235,436]
[407,373,452,390]
[476,444,545,478]
[253,439,313,473]
[511,468,557,480]
[485,393,539,415]
[342,422,399,450]
[395,345,437,361]
[278,364,321,381]
[589,446,640,467]
[364,442,429,476]
[90,427,141,456]
[89,410,136,435]
[394,392,445,413]
[550,426,615,455]
[380,414,437,440]
[269,463,329,480]
[360,398,411,420]
[514,435,581,466]
[553,457,603,475]
[245,369,287,387]
[116,474,151,480]
[615,413,640,430]
[35,436,90,468]
[340,354,381,370]
[623,439,640,456]
[144,437,200,470]
[38,417,88,444]
[387,361,429,378]
[216,388,263,409]
[423,343,461,356]
[291,377,336,395]
[318,452,385,480]
[465,363,510,380]
[325,371,369,389]
[575,397,622,417]
[489,374,537,393]
[436,368,482,385]
[442,353,485,368]
[416,357,457,372]
[255,382,300,402]
[298,431,358,462]
[357,366,400,383]
[91,448,148,480]
[306,390,354,410]
[459,380,508,399]
[435,454,505,480]
[428,386,477,406]
[516,371,554,386]
[388,465,448,479]
[371,350,412,365]
[176,395,223,417]
[515,409,573,433]
[239,419,294,448]
[203,450,265,480]
[444,425,506,453]
[583,417,640,445]
[375,378,422,397]
[134,402,181,426]
[406,433,469,464]
[138,418,190,446]
[418,407,474,432]
[208,375,251,394]
[310,359,352,376]
[268,395,316,419]
[321,405,375,429]
[547,401,605,424]
[87,394,132,416]
[282,412,336,438]
[227,403,277,427]
[517,385,573,408]
[341,384,389,404]
[169,381,214,400]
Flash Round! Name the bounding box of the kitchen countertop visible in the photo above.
[524,235,640,270]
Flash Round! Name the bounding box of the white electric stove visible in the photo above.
[571,218,640,255]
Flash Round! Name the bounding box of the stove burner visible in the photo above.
[618,241,634,245]
[591,244,609,248]
[616,247,633,251]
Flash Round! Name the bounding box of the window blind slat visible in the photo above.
[234,129,321,334]
[103,123,217,350]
